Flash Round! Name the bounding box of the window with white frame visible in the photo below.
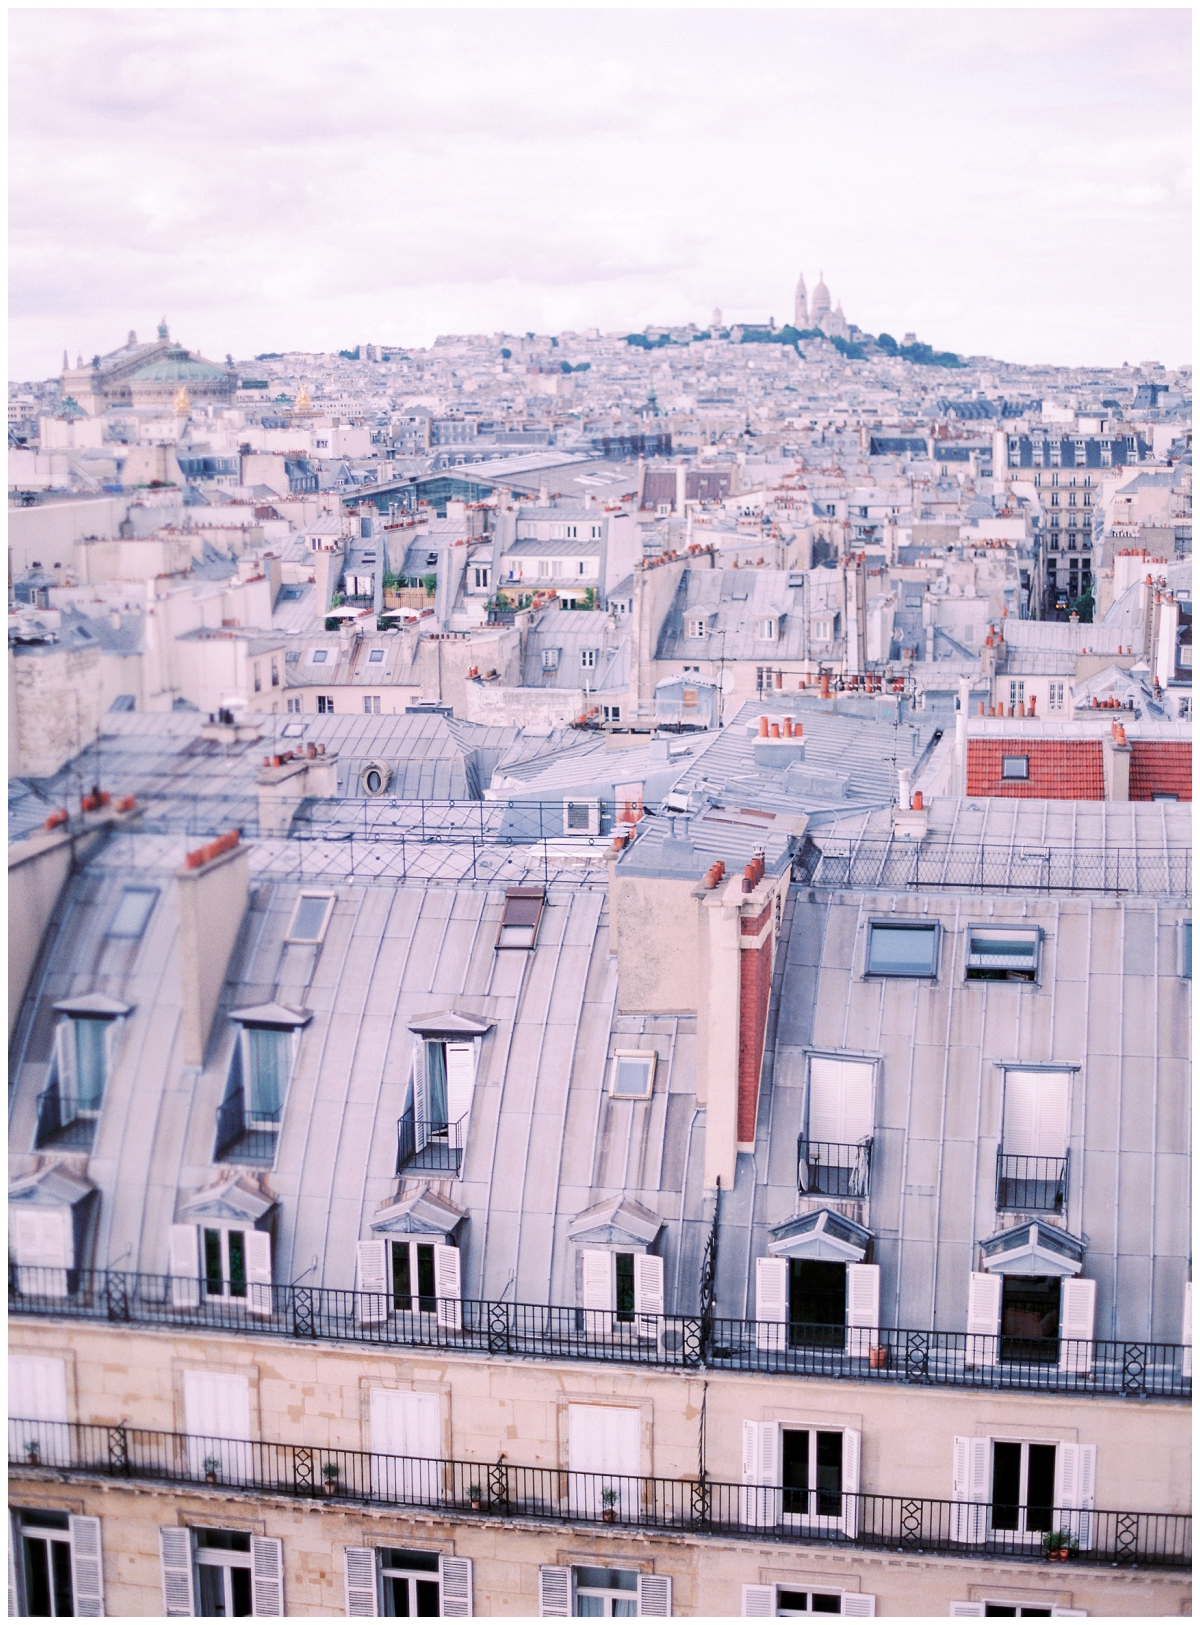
[12,1509,105,1618]
[1008,681,1025,706]
[741,1421,861,1534]
[1001,756,1029,781]
[965,925,1040,982]
[158,1525,283,1618]
[311,648,329,664]
[1048,682,1065,711]
[811,617,833,642]
[742,1582,875,1616]
[539,1565,671,1618]
[865,919,939,977]
[285,892,333,944]
[609,1051,656,1099]
[355,1237,461,1328]
[286,697,302,714]
[581,648,598,669]
[578,1251,663,1331]
[542,647,560,673]
[368,647,385,663]
[574,1566,639,1616]
[686,617,707,639]
[756,617,778,641]
[363,694,381,713]
[474,567,490,588]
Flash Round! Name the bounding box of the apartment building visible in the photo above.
[7,694,1190,1616]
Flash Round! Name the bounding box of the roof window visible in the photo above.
[311,649,329,664]
[285,893,333,944]
[866,920,939,978]
[368,648,385,663]
[107,886,158,939]
[966,925,1040,982]
[1001,755,1030,780]
[609,1050,657,1099]
[496,887,544,950]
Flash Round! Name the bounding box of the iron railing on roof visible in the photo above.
[798,1138,872,1198]
[8,1419,1187,1567]
[996,1152,1068,1214]
[34,1085,99,1152]
[213,1094,280,1164]
[797,839,1191,898]
[9,1271,1191,1400]
[396,1112,468,1174]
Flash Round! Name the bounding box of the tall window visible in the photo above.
[378,1549,441,1617]
[574,1567,638,1617]
[246,1027,290,1120]
[991,1441,1056,1536]
[194,1529,253,1618]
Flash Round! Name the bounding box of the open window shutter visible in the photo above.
[412,1043,430,1152]
[249,1535,283,1616]
[582,1248,614,1317]
[637,1573,671,1616]
[169,1224,201,1309]
[740,1421,779,1528]
[10,1353,69,1465]
[68,1516,104,1617]
[440,1555,473,1617]
[741,1419,761,1485]
[356,1240,389,1326]
[951,1437,990,1545]
[634,1253,664,1339]
[841,1062,874,1144]
[1002,1071,1037,1155]
[444,1042,476,1134]
[244,1229,273,1320]
[755,1256,788,1351]
[948,1607,985,1618]
[840,1596,875,1618]
[840,1428,861,1539]
[434,1243,462,1330]
[1033,1072,1070,1157]
[55,1020,78,1098]
[965,1272,1001,1366]
[538,1565,572,1617]
[343,1547,378,1617]
[159,1527,195,1616]
[741,1586,775,1617]
[1059,1277,1096,1374]
[1055,1444,1096,1551]
[1184,1281,1192,1379]
[845,1264,880,1358]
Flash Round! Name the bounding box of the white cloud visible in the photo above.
[9,8,1191,374]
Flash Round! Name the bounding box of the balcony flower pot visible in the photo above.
[468,1484,483,1511]
[25,1442,40,1467]
[322,1466,340,1496]
[203,1456,221,1486]
[1043,1531,1076,1563]
[868,1344,889,1370]
[602,1509,617,1523]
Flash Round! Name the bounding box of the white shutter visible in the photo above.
[182,1370,251,1480]
[55,1020,78,1096]
[169,1224,201,1310]
[1004,1070,1068,1157]
[434,1244,462,1331]
[538,1566,572,1617]
[444,1042,476,1133]
[634,1253,664,1339]
[845,1263,880,1358]
[244,1229,273,1320]
[741,1586,775,1617]
[12,1206,73,1298]
[581,1248,614,1318]
[1054,1444,1096,1551]
[440,1556,473,1618]
[965,1272,1002,1366]
[68,1516,104,1617]
[9,1513,19,1619]
[1184,1280,1192,1379]
[1059,1277,1096,1374]
[159,1527,195,1617]
[1035,1073,1070,1157]
[343,1547,378,1617]
[755,1256,788,1352]
[8,1354,69,1467]
[250,1536,284,1616]
[637,1573,671,1616]
[369,1389,440,1503]
[739,1421,780,1528]
[356,1239,389,1326]
[948,1607,985,1618]
[950,1437,990,1544]
[807,1058,873,1145]
[841,1428,861,1539]
[841,1062,874,1143]
[840,1596,875,1618]
[413,1043,430,1151]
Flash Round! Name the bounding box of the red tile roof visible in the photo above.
[1130,741,1192,801]
[967,739,1105,800]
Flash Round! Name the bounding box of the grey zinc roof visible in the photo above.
[656,567,807,661]
[521,611,630,692]
[501,536,604,558]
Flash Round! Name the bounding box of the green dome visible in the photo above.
[132,356,231,383]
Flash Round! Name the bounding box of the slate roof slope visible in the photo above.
[655,568,807,662]
[521,610,630,692]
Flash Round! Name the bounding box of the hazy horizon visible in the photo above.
[10,8,1191,379]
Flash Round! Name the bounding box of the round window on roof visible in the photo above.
[360,759,391,797]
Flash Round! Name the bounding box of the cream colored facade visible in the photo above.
[8,1318,1191,1617]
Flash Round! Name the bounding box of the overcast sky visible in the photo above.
[10,8,1191,377]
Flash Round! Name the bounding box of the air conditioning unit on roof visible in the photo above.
[563,798,601,836]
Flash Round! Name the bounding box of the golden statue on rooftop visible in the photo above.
[173,385,191,413]
[295,384,312,412]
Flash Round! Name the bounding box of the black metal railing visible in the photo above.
[798,1138,872,1198]
[996,1152,1068,1213]
[214,1094,280,1164]
[34,1084,98,1151]
[797,839,1191,900]
[396,1112,468,1174]
[8,1420,1187,1568]
[10,1270,1191,1400]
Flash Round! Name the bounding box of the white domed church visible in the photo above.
[794,271,850,341]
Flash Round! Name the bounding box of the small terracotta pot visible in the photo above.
[1046,1547,1071,1563]
[602,1509,616,1523]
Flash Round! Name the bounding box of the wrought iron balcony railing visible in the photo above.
[9,1270,1191,1400]
[798,1138,872,1199]
[396,1112,467,1174]
[34,1085,99,1151]
[214,1093,281,1165]
[996,1152,1068,1214]
[8,1419,1188,1568]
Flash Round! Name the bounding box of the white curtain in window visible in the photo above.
[74,1019,109,1108]
[247,1028,287,1118]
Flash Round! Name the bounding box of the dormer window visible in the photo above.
[756,617,778,641]
[686,617,707,640]
[37,997,129,1151]
[216,1006,311,1165]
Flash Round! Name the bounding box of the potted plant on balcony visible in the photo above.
[203,1455,221,1486]
[1042,1529,1077,1563]
[868,1341,890,1370]
[468,1483,483,1512]
[322,1463,340,1496]
[601,1487,619,1523]
[25,1439,40,1467]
